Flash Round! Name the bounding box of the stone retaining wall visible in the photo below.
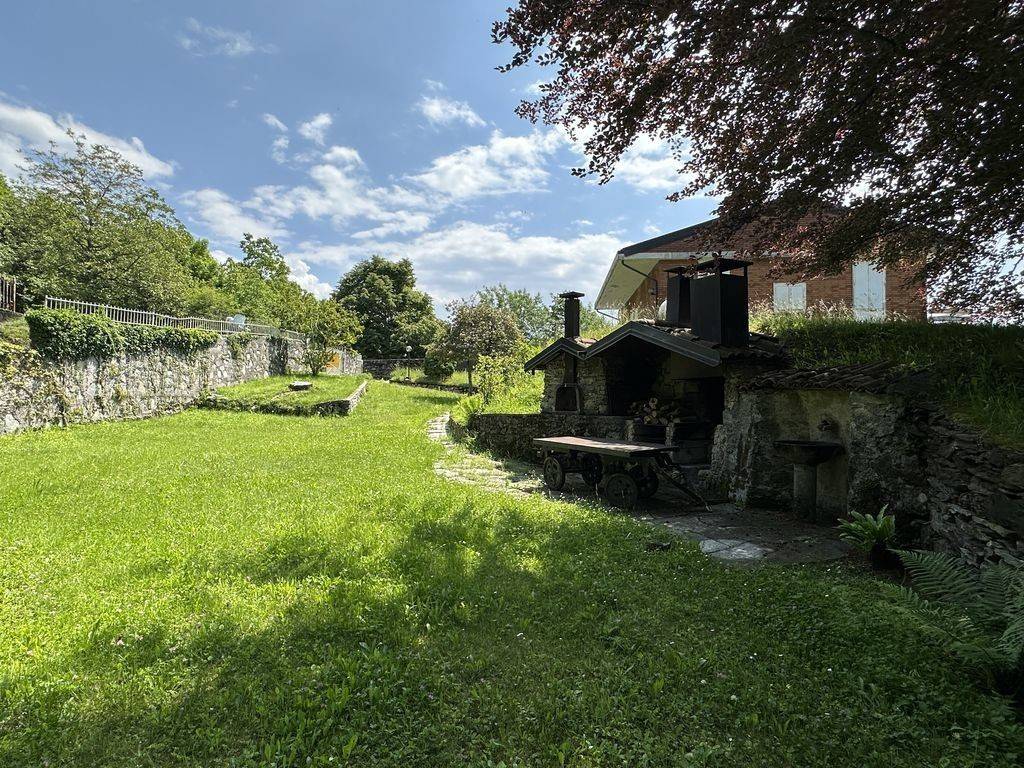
[0,335,308,435]
[709,378,1023,567]
[466,412,627,460]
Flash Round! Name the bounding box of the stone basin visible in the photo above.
[773,440,845,523]
[774,439,844,466]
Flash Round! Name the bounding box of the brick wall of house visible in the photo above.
[625,258,926,320]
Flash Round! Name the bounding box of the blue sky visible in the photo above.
[0,1,718,308]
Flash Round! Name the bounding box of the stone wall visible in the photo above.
[541,355,610,414]
[708,377,1023,566]
[0,335,308,435]
[466,412,627,460]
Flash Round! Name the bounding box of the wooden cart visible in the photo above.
[533,435,706,509]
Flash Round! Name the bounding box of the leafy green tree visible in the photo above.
[6,132,195,312]
[302,300,363,375]
[219,234,319,330]
[474,284,554,343]
[0,173,15,273]
[433,300,523,387]
[332,255,442,357]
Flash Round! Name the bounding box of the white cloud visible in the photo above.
[262,113,288,132]
[411,129,564,200]
[179,188,287,241]
[285,254,334,298]
[614,136,690,192]
[0,98,174,179]
[524,80,546,96]
[291,222,625,306]
[417,96,485,128]
[270,135,289,164]
[424,79,446,92]
[321,145,362,167]
[178,18,276,57]
[574,218,594,227]
[297,113,332,145]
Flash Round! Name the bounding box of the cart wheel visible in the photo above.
[637,473,660,499]
[604,472,640,509]
[581,455,603,486]
[543,456,566,491]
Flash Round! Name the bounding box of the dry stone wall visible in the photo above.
[709,377,1023,567]
[0,335,310,436]
[467,412,627,460]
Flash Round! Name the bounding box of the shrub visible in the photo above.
[837,507,896,554]
[897,550,1024,697]
[226,331,254,360]
[474,344,543,414]
[423,348,456,382]
[452,393,485,426]
[26,308,123,360]
[121,325,219,356]
[26,309,218,360]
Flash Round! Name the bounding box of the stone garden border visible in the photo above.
[203,379,368,417]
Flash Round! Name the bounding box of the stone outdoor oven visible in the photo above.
[525,260,787,467]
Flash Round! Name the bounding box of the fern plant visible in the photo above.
[837,507,896,554]
[898,550,1024,697]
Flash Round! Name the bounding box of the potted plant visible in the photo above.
[837,506,898,569]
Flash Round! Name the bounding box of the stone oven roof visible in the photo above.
[741,361,930,395]
[524,320,787,371]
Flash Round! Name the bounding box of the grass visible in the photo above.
[389,366,471,386]
[0,316,29,347]
[0,383,1022,766]
[207,374,368,414]
[752,308,1024,448]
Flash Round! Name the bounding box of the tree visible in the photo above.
[219,234,319,329]
[332,255,442,357]
[7,132,195,312]
[433,301,524,386]
[495,2,1024,320]
[302,300,362,375]
[474,284,554,343]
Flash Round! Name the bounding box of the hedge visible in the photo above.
[26,309,220,361]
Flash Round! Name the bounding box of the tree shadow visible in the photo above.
[2,493,1019,767]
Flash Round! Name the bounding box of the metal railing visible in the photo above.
[0,276,16,313]
[43,296,306,341]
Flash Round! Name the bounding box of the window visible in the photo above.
[853,261,886,319]
[773,282,807,311]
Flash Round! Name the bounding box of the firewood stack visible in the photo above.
[629,397,684,425]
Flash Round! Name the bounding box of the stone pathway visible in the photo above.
[428,414,850,565]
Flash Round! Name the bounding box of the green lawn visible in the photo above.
[208,374,368,414]
[389,366,471,386]
[0,383,1020,766]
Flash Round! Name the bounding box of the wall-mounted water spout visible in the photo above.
[774,439,845,523]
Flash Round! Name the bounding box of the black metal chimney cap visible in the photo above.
[690,257,752,274]
[558,291,585,298]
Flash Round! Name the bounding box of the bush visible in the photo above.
[423,349,456,382]
[26,308,123,360]
[26,308,219,360]
[452,393,485,426]
[474,344,544,414]
[226,331,254,360]
[897,550,1024,697]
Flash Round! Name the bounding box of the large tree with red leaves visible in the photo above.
[494,1,1024,320]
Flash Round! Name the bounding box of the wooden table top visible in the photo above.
[533,435,676,458]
